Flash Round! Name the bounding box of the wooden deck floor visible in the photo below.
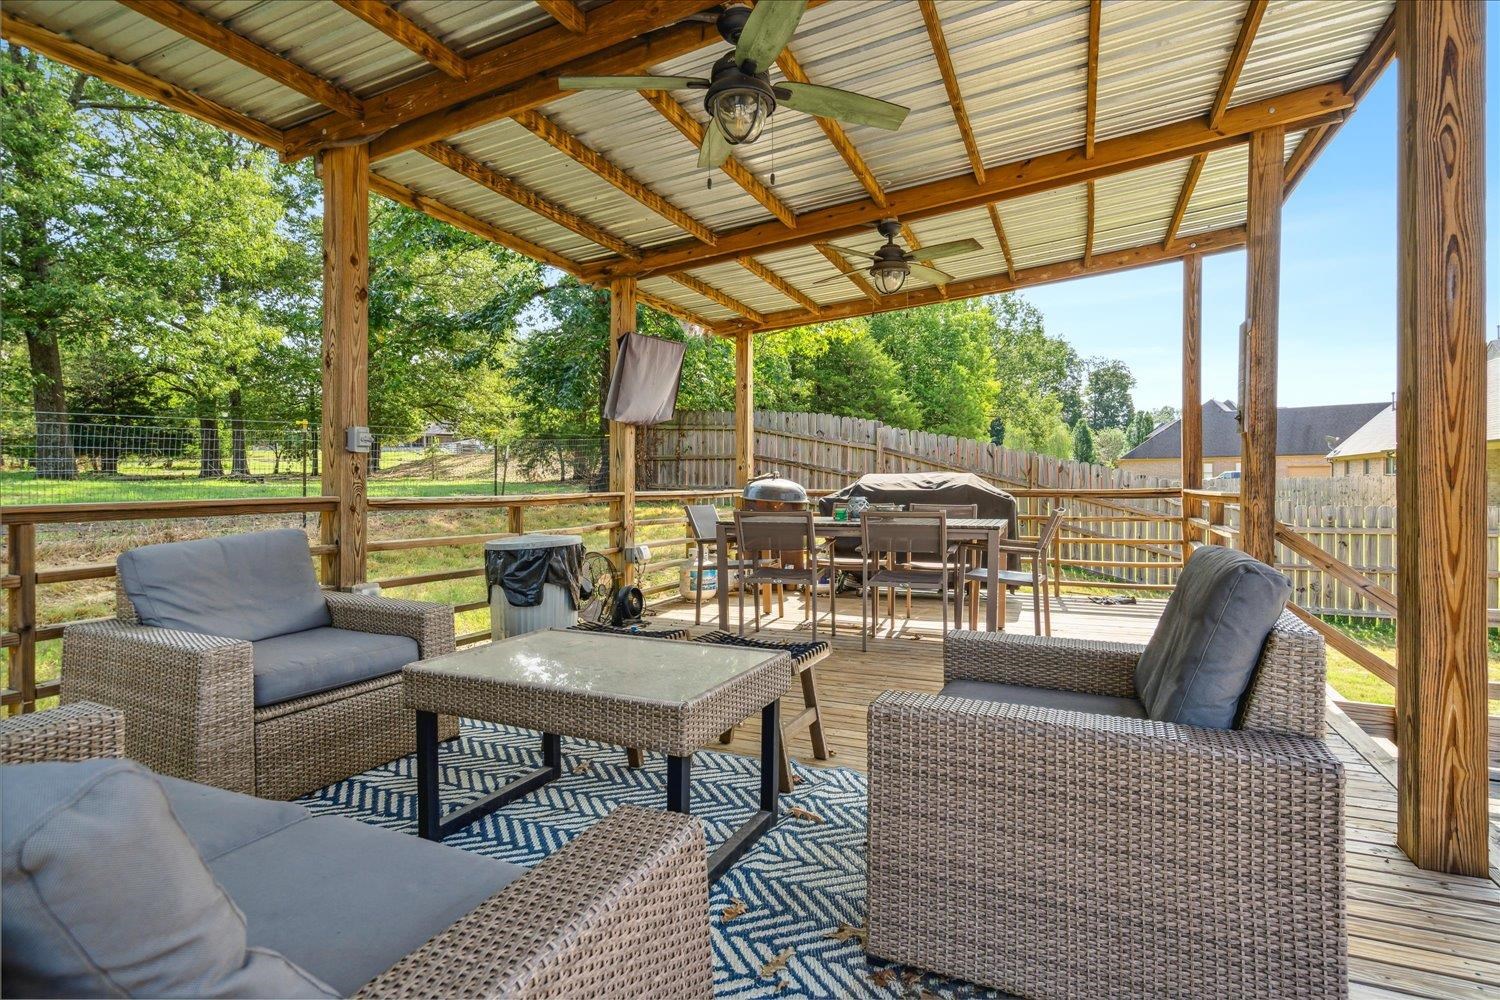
[649,589,1500,1000]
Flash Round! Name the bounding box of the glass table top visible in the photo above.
[410,628,781,704]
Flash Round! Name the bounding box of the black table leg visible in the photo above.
[416,710,441,840]
[667,754,691,813]
[707,700,781,882]
[416,724,562,841]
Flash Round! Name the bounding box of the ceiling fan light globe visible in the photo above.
[712,88,772,144]
[871,266,907,295]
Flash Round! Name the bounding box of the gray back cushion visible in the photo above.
[1135,545,1291,729]
[1,759,335,998]
[118,529,331,642]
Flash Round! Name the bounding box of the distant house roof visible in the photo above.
[1120,399,1389,462]
[1326,341,1500,459]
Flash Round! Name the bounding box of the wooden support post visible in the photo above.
[1394,0,1488,878]
[1240,126,1282,565]
[319,144,370,589]
[609,278,637,585]
[734,330,754,486]
[1181,254,1203,565]
[6,524,36,714]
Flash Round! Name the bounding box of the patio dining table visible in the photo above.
[715,516,1011,632]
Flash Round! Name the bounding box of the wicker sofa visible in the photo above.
[867,553,1346,998]
[61,529,457,800]
[1,702,712,998]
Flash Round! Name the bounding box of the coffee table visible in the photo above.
[402,628,792,881]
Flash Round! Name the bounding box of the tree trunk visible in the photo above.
[198,415,224,477]
[227,385,249,475]
[24,330,76,480]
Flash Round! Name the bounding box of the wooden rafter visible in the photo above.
[585,81,1351,281]
[986,204,1017,281]
[332,1,468,79]
[1163,152,1206,248]
[536,0,586,33]
[513,110,717,244]
[639,289,714,330]
[1285,9,1395,197]
[775,48,886,207]
[721,224,1246,334]
[737,256,822,315]
[369,174,581,274]
[283,0,719,160]
[640,91,796,227]
[117,0,363,117]
[667,273,766,324]
[1083,180,1096,266]
[1084,0,1101,158]
[0,12,284,149]
[815,244,880,303]
[918,0,984,182]
[418,141,640,258]
[1208,0,1268,129]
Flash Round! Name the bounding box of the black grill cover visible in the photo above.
[485,542,588,609]
[817,472,1020,567]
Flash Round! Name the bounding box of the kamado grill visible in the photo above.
[738,472,810,511]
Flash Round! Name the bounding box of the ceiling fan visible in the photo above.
[558,2,910,170]
[816,219,982,295]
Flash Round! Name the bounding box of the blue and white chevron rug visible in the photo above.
[299,720,1000,999]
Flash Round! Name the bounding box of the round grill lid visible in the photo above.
[742,472,808,502]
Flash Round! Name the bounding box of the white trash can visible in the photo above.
[485,534,584,639]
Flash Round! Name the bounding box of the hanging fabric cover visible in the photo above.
[602,332,686,425]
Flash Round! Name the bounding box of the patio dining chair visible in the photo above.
[857,510,953,651]
[963,506,1066,635]
[685,502,763,625]
[906,502,978,624]
[733,509,832,641]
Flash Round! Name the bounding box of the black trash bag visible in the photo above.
[484,542,589,609]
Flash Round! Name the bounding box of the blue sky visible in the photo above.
[1022,21,1498,412]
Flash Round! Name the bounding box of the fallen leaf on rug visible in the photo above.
[869,967,898,988]
[720,899,748,922]
[570,762,590,775]
[787,805,825,823]
[827,922,867,944]
[760,948,794,978]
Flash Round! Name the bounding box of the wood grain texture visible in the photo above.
[609,278,638,585]
[1083,179,1096,265]
[667,273,766,324]
[737,256,822,315]
[332,0,469,78]
[1394,0,1488,878]
[1209,0,1268,129]
[320,145,370,588]
[514,110,716,244]
[987,205,1018,281]
[918,0,985,181]
[775,47,887,207]
[535,0,586,33]
[1180,255,1203,492]
[1163,152,1207,248]
[1240,126,1282,566]
[734,331,754,486]
[0,12,284,150]
[587,82,1351,281]
[638,289,715,330]
[1084,0,1100,157]
[640,91,796,227]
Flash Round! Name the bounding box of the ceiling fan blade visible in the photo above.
[909,262,954,286]
[812,270,864,286]
[698,117,734,170]
[911,238,982,262]
[777,82,909,131]
[558,75,707,91]
[822,243,878,261]
[735,0,808,73]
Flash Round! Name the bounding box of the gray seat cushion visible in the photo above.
[251,627,419,707]
[1134,544,1291,729]
[118,529,331,643]
[940,680,1147,719]
[1,760,335,998]
[207,813,526,996]
[157,774,310,862]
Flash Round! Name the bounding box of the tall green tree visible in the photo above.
[1083,358,1136,430]
[1071,420,1096,464]
[1094,426,1128,466]
[1125,409,1157,447]
[756,321,919,427]
[869,300,997,438]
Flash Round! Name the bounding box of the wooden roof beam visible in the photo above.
[1208,0,1268,129]
[667,273,767,324]
[724,224,1246,335]
[369,173,583,274]
[583,80,1351,281]
[283,0,720,160]
[640,91,797,226]
[418,141,640,258]
[918,0,985,182]
[814,244,880,303]
[536,1,587,33]
[986,205,1017,281]
[1084,0,1101,157]
[775,47,887,206]
[1083,180,1096,265]
[332,1,469,79]
[639,289,715,330]
[1163,151,1206,248]
[117,0,363,117]
[0,12,285,149]
[737,256,823,315]
[513,110,716,244]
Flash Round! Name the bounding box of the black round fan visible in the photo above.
[579,551,618,625]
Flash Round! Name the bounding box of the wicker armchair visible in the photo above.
[0,703,713,999]
[62,547,459,800]
[867,613,1346,999]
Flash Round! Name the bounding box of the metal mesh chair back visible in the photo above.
[734,510,816,559]
[684,504,722,544]
[862,511,947,563]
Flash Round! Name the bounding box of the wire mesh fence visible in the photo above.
[0,411,608,504]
